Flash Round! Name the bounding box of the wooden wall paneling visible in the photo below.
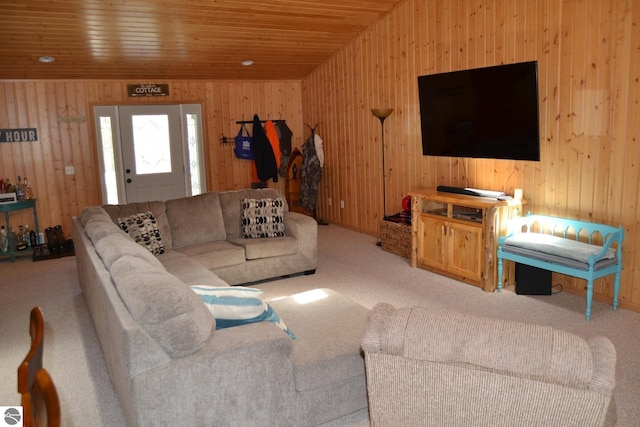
[607,1,633,307]
[300,0,640,313]
[2,84,27,228]
[615,1,638,309]
[388,5,399,209]
[582,1,606,223]
[566,0,586,221]
[538,0,554,212]
[593,1,614,222]
[46,83,66,230]
[203,82,218,192]
[33,83,54,232]
[467,0,478,69]
[628,0,640,308]
[332,54,345,225]
[405,1,420,210]
[400,1,415,213]
[0,79,304,248]
[410,0,423,192]
[353,38,370,227]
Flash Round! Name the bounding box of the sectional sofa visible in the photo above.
[72,188,370,426]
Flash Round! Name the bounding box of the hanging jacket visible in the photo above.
[300,133,322,212]
[251,114,278,183]
[276,121,293,177]
[314,133,325,167]
[264,120,282,169]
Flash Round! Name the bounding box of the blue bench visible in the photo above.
[497,214,624,320]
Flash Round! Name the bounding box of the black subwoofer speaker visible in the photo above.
[515,263,552,295]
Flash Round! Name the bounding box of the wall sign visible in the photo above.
[0,128,38,143]
[127,84,170,97]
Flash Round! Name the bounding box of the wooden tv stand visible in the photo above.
[410,189,522,292]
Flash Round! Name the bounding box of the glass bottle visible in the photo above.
[15,176,25,200]
[23,177,33,199]
[0,226,8,253]
[29,227,37,247]
[24,224,32,249]
[16,225,27,251]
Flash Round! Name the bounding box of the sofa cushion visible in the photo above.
[191,285,295,339]
[241,197,286,238]
[79,205,112,226]
[218,188,288,238]
[110,255,214,358]
[118,211,166,255]
[94,232,164,271]
[84,213,126,245]
[228,236,297,260]
[174,241,246,269]
[157,250,230,288]
[166,192,226,248]
[102,201,172,250]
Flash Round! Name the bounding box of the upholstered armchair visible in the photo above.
[361,303,616,427]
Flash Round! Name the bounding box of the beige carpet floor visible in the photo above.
[1,223,639,426]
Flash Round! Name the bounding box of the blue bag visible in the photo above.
[234,124,253,160]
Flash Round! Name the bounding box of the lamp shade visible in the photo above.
[371,108,394,120]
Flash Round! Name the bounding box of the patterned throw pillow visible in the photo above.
[190,285,296,339]
[118,211,165,255]
[241,198,286,239]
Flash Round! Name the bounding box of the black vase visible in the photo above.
[53,225,65,252]
[45,227,57,253]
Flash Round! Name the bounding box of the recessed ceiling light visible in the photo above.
[241,60,254,66]
[38,56,55,63]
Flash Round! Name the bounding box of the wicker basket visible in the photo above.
[380,220,412,259]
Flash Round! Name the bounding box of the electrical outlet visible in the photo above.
[65,165,75,175]
[340,200,345,209]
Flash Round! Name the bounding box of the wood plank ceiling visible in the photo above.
[0,0,403,80]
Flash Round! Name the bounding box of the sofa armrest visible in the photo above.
[362,303,612,389]
[284,211,318,261]
[130,321,297,426]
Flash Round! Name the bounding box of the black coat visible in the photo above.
[251,114,278,183]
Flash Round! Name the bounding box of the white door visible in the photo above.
[94,104,205,205]
[118,105,186,202]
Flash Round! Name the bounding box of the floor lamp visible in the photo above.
[371,108,393,246]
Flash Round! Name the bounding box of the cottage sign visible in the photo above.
[0,128,38,143]
[127,83,170,97]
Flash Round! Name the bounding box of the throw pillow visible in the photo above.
[118,211,165,255]
[191,285,296,339]
[241,197,286,239]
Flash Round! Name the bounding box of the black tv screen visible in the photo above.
[418,61,541,161]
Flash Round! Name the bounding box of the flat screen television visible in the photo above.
[418,61,541,161]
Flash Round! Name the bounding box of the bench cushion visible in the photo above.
[504,233,615,264]
[502,245,618,271]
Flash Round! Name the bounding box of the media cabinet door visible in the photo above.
[447,221,483,284]
[416,215,447,271]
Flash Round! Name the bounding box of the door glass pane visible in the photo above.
[99,116,120,204]
[186,113,202,196]
[132,115,171,174]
